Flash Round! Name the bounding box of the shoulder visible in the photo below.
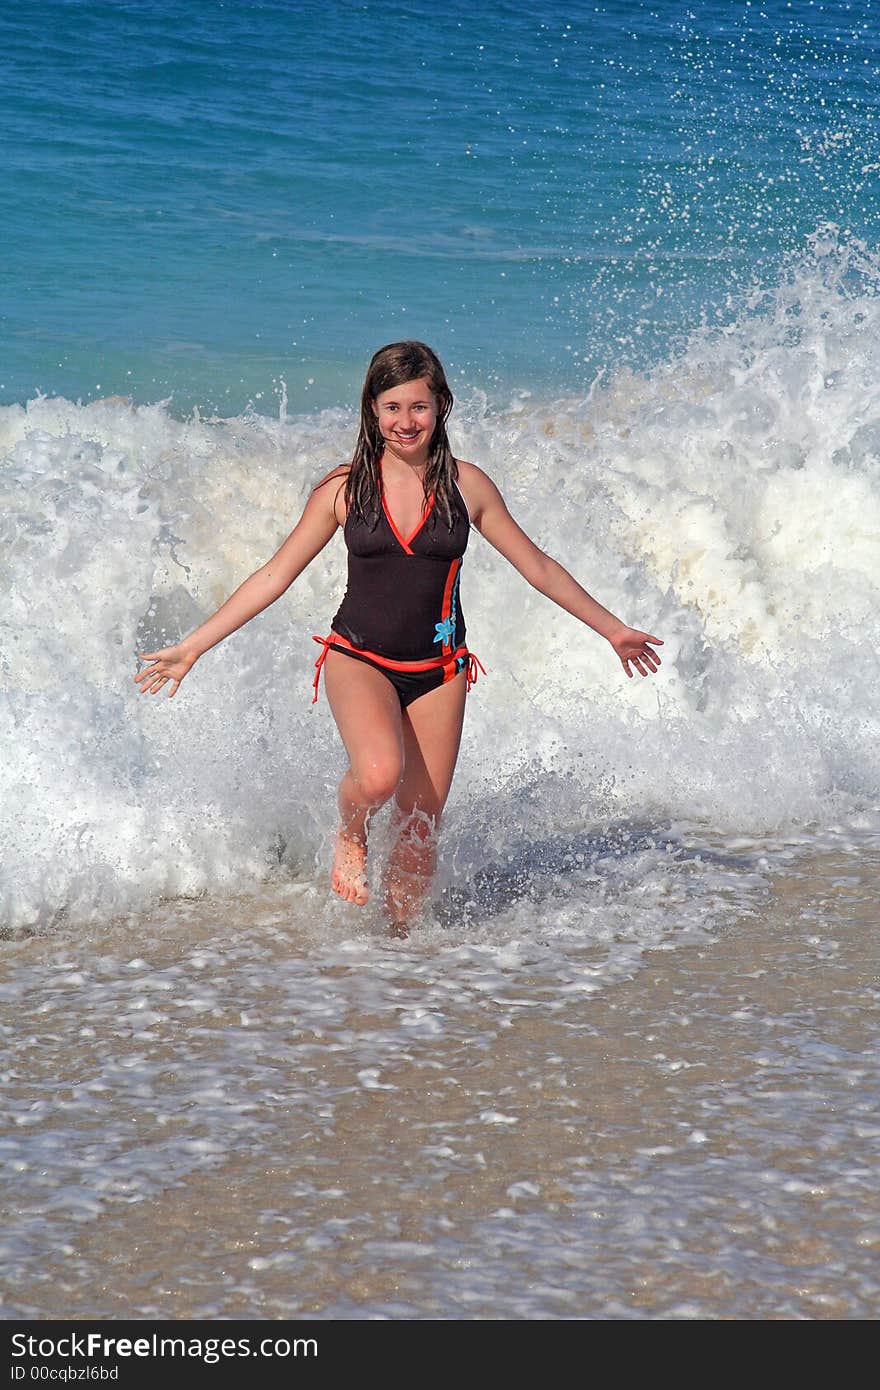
[311,464,350,493]
[455,459,504,521]
[455,459,498,493]
[309,464,350,523]
[456,459,501,490]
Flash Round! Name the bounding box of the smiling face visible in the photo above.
[372,377,441,463]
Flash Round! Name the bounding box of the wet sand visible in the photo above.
[1,847,878,1320]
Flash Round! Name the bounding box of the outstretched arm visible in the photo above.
[135,467,348,697]
[460,461,662,678]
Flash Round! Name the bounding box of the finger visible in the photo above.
[622,660,633,678]
[645,635,664,646]
[632,658,647,676]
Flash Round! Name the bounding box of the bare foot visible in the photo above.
[383,872,422,939]
[331,830,369,905]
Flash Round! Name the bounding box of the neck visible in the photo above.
[380,445,430,475]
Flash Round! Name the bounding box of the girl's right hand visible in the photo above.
[134,642,198,698]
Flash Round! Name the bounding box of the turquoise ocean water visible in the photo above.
[3,0,878,412]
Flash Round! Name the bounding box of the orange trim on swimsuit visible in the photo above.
[380,486,436,555]
[438,557,461,654]
[311,632,485,704]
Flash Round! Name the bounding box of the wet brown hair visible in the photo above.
[346,341,458,528]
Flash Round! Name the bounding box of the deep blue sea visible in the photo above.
[2,0,878,412]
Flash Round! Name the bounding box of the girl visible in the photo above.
[135,341,663,936]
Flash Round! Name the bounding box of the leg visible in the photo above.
[383,672,467,935]
[323,648,404,905]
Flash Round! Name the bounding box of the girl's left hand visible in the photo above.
[608,627,663,678]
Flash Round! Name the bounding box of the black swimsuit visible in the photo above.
[312,469,484,707]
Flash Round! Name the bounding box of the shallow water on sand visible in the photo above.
[2,839,877,1321]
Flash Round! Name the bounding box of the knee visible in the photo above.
[354,756,403,807]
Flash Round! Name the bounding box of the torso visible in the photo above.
[331,464,471,662]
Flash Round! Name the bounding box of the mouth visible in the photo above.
[393,430,421,444]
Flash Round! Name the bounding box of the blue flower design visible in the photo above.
[434,616,456,645]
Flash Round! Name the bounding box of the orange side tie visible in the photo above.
[465,651,486,692]
[312,634,333,704]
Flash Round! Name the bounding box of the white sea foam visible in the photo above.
[1,227,878,934]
